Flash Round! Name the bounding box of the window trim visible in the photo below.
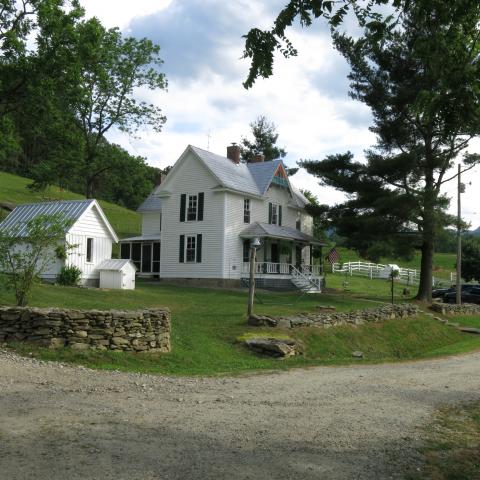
[186,194,198,222]
[86,237,94,263]
[185,235,197,263]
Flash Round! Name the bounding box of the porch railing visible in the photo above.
[241,262,323,276]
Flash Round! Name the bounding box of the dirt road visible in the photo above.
[1,349,479,479]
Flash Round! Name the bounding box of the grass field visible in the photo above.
[2,281,480,376]
[409,402,480,480]
[0,171,141,238]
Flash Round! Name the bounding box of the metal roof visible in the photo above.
[97,259,137,271]
[0,199,94,237]
[119,234,161,242]
[137,193,162,213]
[240,222,326,245]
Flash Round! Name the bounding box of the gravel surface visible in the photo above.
[1,349,480,480]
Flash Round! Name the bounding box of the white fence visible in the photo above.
[332,261,421,285]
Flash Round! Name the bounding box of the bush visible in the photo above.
[57,265,82,286]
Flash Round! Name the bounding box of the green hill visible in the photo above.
[0,171,141,239]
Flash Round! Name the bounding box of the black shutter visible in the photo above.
[180,194,186,222]
[279,205,282,226]
[179,235,185,263]
[268,203,272,224]
[198,192,204,221]
[196,234,202,263]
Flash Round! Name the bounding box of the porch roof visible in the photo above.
[119,234,161,242]
[239,222,326,246]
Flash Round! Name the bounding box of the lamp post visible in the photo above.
[247,237,261,317]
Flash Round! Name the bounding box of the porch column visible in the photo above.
[309,244,313,266]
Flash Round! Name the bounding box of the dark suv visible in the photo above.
[433,284,477,301]
[444,287,480,304]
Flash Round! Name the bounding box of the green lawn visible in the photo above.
[408,402,480,480]
[0,171,141,238]
[2,281,479,376]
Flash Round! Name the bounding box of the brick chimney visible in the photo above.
[226,143,241,164]
[251,153,265,163]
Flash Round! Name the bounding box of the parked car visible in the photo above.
[444,287,480,304]
[433,284,477,301]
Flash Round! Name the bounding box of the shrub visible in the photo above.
[57,265,82,286]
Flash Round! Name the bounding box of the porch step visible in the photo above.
[291,276,321,293]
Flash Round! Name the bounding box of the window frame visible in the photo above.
[186,194,198,222]
[243,198,250,223]
[185,235,197,263]
[271,203,278,225]
[86,237,94,263]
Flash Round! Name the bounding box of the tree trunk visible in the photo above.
[416,235,434,302]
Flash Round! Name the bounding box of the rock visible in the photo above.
[49,338,66,349]
[458,327,480,334]
[247,314,277,327]
[70,343,90,351]
[352,351,364,358]
[244,338,299,357]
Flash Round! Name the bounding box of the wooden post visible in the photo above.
[247,245,256,317]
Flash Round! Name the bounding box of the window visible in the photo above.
[187,195,198,221]
[244,199,250,223]
[120,243,131,259]
[296,215,301,231]
[86,238,93,262]
[243,240,250,262]
[186,235,196,262]
[270,203,278,225]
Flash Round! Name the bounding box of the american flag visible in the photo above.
[326,247,340,264]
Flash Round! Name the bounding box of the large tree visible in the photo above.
[299,1,480,301]
[241,115,286,163]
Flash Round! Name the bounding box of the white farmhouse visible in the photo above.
[0,199,118,285]
[120,145,326,291]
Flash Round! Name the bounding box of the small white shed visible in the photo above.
[378,264,400,279]
[97,259,136,290]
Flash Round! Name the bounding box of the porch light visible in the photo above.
[251,237,261,248]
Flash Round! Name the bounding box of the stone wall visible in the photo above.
[431,303,480,316]
[248,303,419,329]
[0,307,171,352]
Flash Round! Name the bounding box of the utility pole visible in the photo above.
[456,164,463,305]
[247,238,260,317]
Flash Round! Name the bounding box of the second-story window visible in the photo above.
[187,194,197,221]
[268,202,282,226]
[244,199,250,223]
[296,215,301,231]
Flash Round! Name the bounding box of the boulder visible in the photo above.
[244,338,299,357]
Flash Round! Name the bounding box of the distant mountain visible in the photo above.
[470,227,480,236]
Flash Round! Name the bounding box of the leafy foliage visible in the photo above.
[241,115,287,161]
[57,265,82,286]
[461,238,480,283]
[0,213,73,306]
[298,1,480,300]
[0,0,168,209]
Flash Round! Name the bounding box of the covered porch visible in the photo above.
[240,222,326,290]
[119,234,160,276]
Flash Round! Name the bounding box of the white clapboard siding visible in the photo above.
[265,184,297,228]
[66,234,112,279]
[159,150,225,278]
[142,212,161,235]
[69,207,110,237]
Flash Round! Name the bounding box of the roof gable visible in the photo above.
[0,199,119,242]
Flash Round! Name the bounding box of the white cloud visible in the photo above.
[81,0,480,229]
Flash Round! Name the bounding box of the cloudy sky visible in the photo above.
[80,0,480,228]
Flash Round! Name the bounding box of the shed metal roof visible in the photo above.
[97,259,137,271]
[0,199,94,237]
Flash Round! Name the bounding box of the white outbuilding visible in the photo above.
[0,199,118,285]
[97,259,136,290]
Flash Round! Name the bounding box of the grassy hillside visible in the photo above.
[0,171,141,239]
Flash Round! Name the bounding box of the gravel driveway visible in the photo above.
[1,349,480,480]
